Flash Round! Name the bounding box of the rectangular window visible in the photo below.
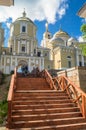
[79,61,82,66]
[37,52,41,57]
[22,26,26,32]
[22,46,25,52]
[68,61,71,68]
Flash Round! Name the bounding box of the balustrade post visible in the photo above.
[82,95,86,118]
[62,77,64,91]
[7,101,12,128]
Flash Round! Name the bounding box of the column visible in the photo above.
[10,55,12,71]
[28,58,31,72]
[76,49,79,66]
[41,50,43,56]
[14,38,16,52]
[39,58,41,70]
[31,41,33,56]
[41,58,44,70]
[27,42,29,54]
[15,57,17,66]
[82,55,84,66]
[18,41,20,54]
[4,56,6,73]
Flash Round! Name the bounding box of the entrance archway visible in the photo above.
[17,60,28,73]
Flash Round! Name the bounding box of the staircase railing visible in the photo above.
[41,69,57,90]
[7,68,17,128]
[53,76,86,118]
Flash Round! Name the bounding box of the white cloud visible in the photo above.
[78,36,84,42]
[0,0,68,24]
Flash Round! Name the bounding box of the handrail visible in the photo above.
[7,75,15,101]
[41,69,57,90]
[53,76,86,118]
[7,68,17,128]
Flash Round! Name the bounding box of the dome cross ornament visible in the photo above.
[23,8,26,17]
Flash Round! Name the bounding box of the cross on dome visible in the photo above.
[22,8,26,17]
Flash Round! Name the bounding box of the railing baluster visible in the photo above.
[53,75,86,118]
[82,95,86,118]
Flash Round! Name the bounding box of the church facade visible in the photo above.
[0,11,86,74]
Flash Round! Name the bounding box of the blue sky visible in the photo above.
[0,0,86,47]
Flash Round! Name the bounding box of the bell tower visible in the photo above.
[42,22,52,47]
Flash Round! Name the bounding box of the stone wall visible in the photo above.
[57,67,86,92]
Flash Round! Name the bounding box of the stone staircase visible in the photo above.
[7,77,86,130]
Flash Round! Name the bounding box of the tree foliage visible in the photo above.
[80,24,86,35]
[79,44,86,56]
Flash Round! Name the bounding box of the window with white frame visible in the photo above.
[22,26,26,32]
[21,45,25,52]
[20,22,27,33]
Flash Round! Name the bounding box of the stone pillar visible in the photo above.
[18,41,20,54]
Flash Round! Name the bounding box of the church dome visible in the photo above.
[14,10,35,26]
[54,29,70,38]
[68,37,78,46]
[68,37,78,42]
[50,37,64,44]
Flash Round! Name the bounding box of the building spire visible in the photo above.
[45,22,49,32]
[22,8,26,17]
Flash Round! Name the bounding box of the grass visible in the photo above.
[0,99,8,125]
[0,74,10,126]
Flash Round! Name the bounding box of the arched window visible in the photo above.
[67,56,71,59]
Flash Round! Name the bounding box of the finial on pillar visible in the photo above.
[22,8,26,17]
[45,22,48,32]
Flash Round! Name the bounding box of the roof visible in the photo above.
[0,0,14,6]
[54,29,69,38]
[77,3,86,18]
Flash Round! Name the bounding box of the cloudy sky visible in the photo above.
[0,0,86,46]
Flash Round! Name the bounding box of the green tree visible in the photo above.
[80,24,86,39]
